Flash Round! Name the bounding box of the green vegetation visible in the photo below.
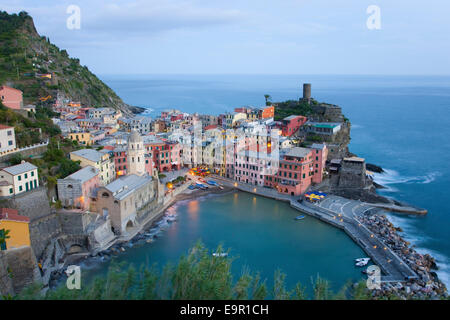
[27,137,81,191]
[12,242,376,300]
[0,10,128,110]
[0,101,60,147]
[158,173,167,179]
[274,99,314,121]
[0,229,10,250]
[264,94,272,106]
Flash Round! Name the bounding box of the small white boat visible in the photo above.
[212,252,228,257]
[167,216,177,222]
[355,258,371,263]
[355,260,369,267]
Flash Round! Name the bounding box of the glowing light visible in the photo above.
[373,245,377,249]
[167,182,173,189]
[370,234,374,238]
[253,188,257,192]
[234,183,238,187]
[384,247,387,250]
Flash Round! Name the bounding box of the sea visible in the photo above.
[96,74,450,289]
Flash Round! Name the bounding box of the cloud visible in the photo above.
[80,0,243,35]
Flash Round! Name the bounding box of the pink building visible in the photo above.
[264,145,327,196]
[281,115,307,137]
[57,166,100,211]
[0,86,23,110]
[234,150,273,186]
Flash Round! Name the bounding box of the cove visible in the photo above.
[80,191,366,294]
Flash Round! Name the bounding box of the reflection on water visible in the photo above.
[81,192,366,294]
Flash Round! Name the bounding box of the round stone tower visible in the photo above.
[303,83,311,102]
[127,130,145,176]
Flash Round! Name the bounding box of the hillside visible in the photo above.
[0,11,143,115]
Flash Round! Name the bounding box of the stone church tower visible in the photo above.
[127,130,145,176]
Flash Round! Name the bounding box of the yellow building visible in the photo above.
[68,132,92,146]
[0,208,31,250]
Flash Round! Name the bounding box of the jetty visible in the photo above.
[210,175,418,283]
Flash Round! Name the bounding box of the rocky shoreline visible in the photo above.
[358,212,448,299]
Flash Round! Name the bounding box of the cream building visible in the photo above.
[0,161,39,197]
[70,149,115,185]
[95,174,156,235]
[0,125,16,153]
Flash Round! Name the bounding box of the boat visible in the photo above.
[294,215,305,220]
[167,216,177,222]
[188,185,196,190]
[212,252,228,257]
[355,258,371,263]
[355,260,369,267]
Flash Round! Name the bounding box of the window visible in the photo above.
[9,188,13,194]
[24,173,28,179]
[8,140,13,146]
[18,175,21,181]
[7,130,12,136]
[19,185,23,191]
[31,171,34,177]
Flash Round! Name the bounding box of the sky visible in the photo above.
[1,0,449,75]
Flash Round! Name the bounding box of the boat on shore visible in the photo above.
[295,215,305,220]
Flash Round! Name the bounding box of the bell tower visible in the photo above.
[127,130,145,176]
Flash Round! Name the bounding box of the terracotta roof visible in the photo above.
[0,124,13,130]
[0,208,30,223]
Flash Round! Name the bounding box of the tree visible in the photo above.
[0,229,10,250]
[264,94,272,106]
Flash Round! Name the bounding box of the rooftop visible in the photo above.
[1,161,37,176]
[105,174,153,201]
[0,208,29,223]
[282,147,311,159]
[64,166,98,183]
[71,149,105,162]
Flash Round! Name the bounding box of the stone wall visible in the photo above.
[0,143,48,163]
[0,246,42,296]
[0,187,59,259]
[338,159,367,189]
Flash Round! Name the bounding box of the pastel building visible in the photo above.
[94,174,156,235]
[264,145,327,196]
[0,86,23,110]
[0,208,30,250]
[0,125,16,152]
[281,115,307,137]
[68,132,92,146]
[57,166,100,210]
[234,150,276,186]
[0,161,39,197]
[70,149,115,185]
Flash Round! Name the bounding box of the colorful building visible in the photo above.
[57,166,100,210]
[68,132,92,146]
[0,208,30,250]
[264,145,327,196]
[281,115,307,137]
[70,149,115,185]
[0,86,23,110]
[0,124,16,152]
[0,161,39,197]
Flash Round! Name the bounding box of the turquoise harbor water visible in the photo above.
[96,74,450,288]
[81,192,365,293]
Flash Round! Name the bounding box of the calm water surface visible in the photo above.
[82,192,365,294]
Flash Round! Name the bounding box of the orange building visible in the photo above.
[261,106,275,119]
[0,208,31,250]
